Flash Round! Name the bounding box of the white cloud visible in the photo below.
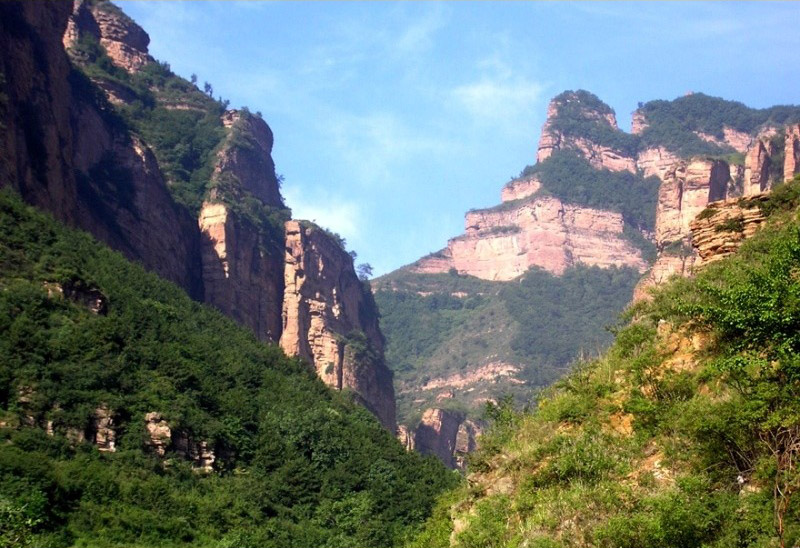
[453,77,544,125]
[281,184,362,245]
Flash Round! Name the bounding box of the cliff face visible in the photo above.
[0,0,397,430]
[0,0,202,298]
[198,202,284,342]
[280,220,396,430]
[199,110,286,342]
[412,187,646,280]
[634,159,733,299]
[537,93,636,173]
[64,0,152,72]
[689,194,768,266]
[399,408,483,470]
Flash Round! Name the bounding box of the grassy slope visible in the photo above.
[0,191,457,548]
[406,181,800,548]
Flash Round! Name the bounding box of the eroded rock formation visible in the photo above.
[744,130,778,196]
[0,0,202,298]
[0,0,399,429]
[537,93,636,173]
[403,408,483,470]
[412,191,646,280]
[281,220,396,429]
[633,159,733,299]
[689,195,768,266]
[64,0,152,72]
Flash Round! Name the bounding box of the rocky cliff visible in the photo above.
[199,109,286,342]
[0,0,203,298]
[63,0,152,72]
[0,0,397,429]
[281,220,396,429]
[537,91,636,173]
[411,183,647,280]
[689,194,768,266]
[401,408,483,470]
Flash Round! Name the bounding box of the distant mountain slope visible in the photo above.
[0,190,456,548]
[376,89,800,466]
[405,178,800,548]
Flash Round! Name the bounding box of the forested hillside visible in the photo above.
[0,191,456,548]
[406,179,800,548]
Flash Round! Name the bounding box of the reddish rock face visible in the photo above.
[413,408,462,469]
[654,159,731,245]
[64,0,152,72]
[637,147,681,180]
[744,131,778,196]
[215,111,283,208]
[413,194,646,280]
[689,195,768,266]
[280,220,396,430]
[537,95,636,173]
[633,159,731,300]
[198,202,284,342]
[784,124,800,181]
[0,0,202,298]
[408,408,483,470]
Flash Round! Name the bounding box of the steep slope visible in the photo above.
[0,0,202,297]
[406,179,800,548]
[377,91,800,463]
[0,190,456,548]
[0,0,395,428]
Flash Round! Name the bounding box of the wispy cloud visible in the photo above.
[281,184,362,245]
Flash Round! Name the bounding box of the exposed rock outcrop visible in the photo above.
[634,159,733,300]
[413,408,463,469]
[653,159,731,244]
[396,424,415,452]
[537,92,636,173]
[0,0,203,298]
[744,131,778,196]
[636,147,681,180]
[412,192,646,280]
[454,420,483,470]
[144,412,217,472]
[64,0,152,72]
[92,405,116,452]
[689,195,768,266]
[407,408,483,470]
[784,124,800,181]
[280,220,396,430]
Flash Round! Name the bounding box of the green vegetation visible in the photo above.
[374,266,639,424]
[0,191,457,548]
[501,265,641,378]
[548,90,639,156]
[405,180,800,548]
[638,92,800,158]
[520,150,660,231]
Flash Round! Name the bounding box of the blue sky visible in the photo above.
[118,1,800,276]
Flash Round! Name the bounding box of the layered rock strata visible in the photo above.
[412,192,646,280]
[63,0,152,72]
[633,159,733,300]
[281,220,396,430]
[689,195,768,266]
